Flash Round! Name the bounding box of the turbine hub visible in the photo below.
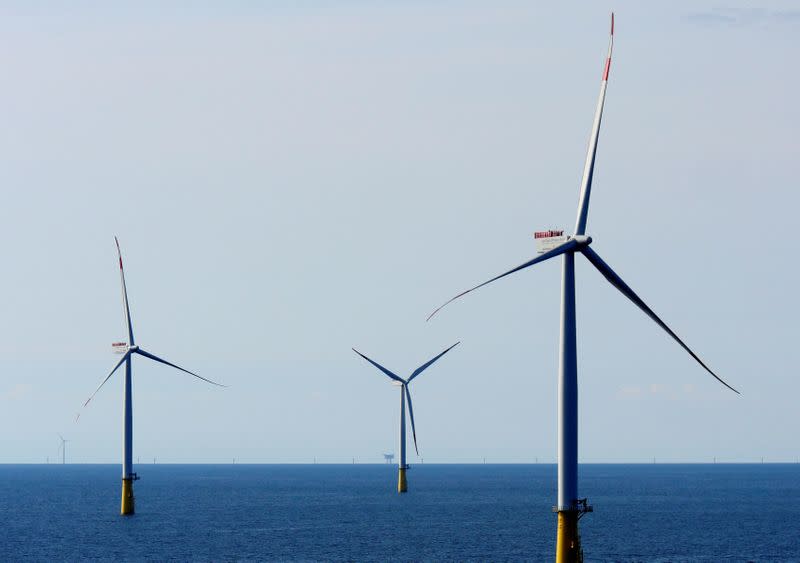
[571,235,592,247]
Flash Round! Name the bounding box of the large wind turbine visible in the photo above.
[352,342,459,492]
[80,237,224,515]
[428,14,738,562]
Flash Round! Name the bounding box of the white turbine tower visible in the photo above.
[353,342,459,492]
[428,14,739,562]
[57,434,69,465]
[80,237,225,515]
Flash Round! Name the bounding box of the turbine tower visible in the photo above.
[428,14,738,562]
[57,434,69,465]
[353,342,459,492]
[80,237,225,515]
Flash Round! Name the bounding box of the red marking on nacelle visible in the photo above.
[534,230,564,239]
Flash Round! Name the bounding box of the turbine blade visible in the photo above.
[573,12,614,236]
[408,341,460,383]
[82,351,130,408]
[404,384,419,456]
[115,237,135,346]
[133,348,226,387]
[580,246,739,394]
[427,238,580,321]
[352,348,404,382]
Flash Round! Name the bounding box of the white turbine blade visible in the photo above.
[408,341,460,383]
[573,12,614,236]
[351,348,405,383]
[427,238,580,321]
[133,348,226,387]
[580,246,739,394]
[404,384,419,456]
[82,351,130,408]
[115,237,135,346]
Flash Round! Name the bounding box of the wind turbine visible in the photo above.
[79,237,225,515]
[427,14,739,562]
[57,434,69,465]
[353,342,459,492]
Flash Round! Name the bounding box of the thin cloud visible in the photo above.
[772,10,800,22]
[1,383,32,401]
[683,11,737,25]
[616,385,642,399]
[683,8,800,26]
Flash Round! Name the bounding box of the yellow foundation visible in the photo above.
[555,511,582,563]
[397,467,408,493]
[121,478,135,515]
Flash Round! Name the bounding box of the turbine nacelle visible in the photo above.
[535,231,592,254]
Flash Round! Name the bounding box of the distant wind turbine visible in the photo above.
[427,14,738,562]
[79,237,225,515]
[57,434,69,465]
[353,342,459,492]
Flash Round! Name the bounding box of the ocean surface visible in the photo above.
[1,463,798,561]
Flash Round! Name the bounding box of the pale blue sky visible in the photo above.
[0,1,798,463]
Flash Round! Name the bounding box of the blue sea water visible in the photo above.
[1,464,798,561]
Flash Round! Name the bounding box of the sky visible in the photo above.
[0,1,798,464]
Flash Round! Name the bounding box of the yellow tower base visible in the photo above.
[121,478,135,515]
[397,467,408,493]
[555,510,582,563]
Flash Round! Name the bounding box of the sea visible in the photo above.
[1,463,798,562]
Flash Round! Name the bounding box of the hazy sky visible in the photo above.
[1,1,798,464]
